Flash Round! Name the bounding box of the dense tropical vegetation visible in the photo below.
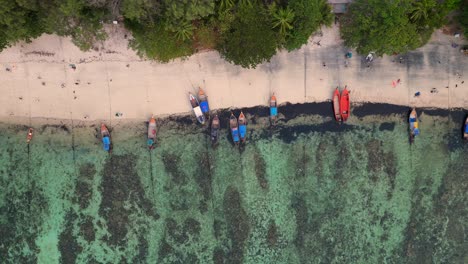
[340,0,463,56]
[0,0,332,68]
[0,0,465,67]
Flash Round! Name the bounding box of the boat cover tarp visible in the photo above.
[413,128,420,135]
[239,125,247,139]
[200,101,209,113]
[232,129,240,142]
[409,117,417,122]
[147,139,154,146]
[464,124,468,133]
[102,137,110,151]
[270,107,277,116]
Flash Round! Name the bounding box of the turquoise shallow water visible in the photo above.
[0,103,467,263]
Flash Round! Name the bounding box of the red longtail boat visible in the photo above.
[332,88,341,122]
[340,86,350,121]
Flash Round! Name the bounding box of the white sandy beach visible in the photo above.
[0,24,466,125]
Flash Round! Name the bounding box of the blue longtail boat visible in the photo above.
[238,111,247,143]
[230,113,239,145]
[270,94,278,124]
[101,124,111,152]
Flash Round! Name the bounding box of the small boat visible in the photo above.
[409,108,420,143]
[270,94,278,124]
[198,88,210,116]
[340,86,350,121]
[189,93,206,124]
[333,88,341,122]
[26,128,34,144]
[238,111,247,143]
[147,116,157,150]
[101,124,111,152]
[463,116,468,140]
[230,113,240,144]
[211,115,220,145]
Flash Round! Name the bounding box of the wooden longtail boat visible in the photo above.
[238,111,247,143]
[230,113,239,144]
[333,88,342,122]
[198,88,210,116]
[340,86,350,121]
[101,124,111,152]
[211,115,220,146]
[463,116,468,140]
[147,116,157,150]
[26,128,34,144]
[189,93,206,124]
[270,94,278,124]
[409,108,420,143]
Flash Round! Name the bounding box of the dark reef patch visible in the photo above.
[279,102,331,119]
[213,247,225,264]
[253,150,268,189]
[291,195,308,250]
[0,186,46,263]
[223,186,250,263]
[276,122,361,144]
[295,145,309,179]
[59,211,82,264]
[195,151,212,213]
[134,235,149,262]
[80,215,95,242]
[379,122,395,131]
[267,221,278,248]
[74,163,96,209]
[352,103,408,118]
[99,154,158,247]
[162,152,186,185]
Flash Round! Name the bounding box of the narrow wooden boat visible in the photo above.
[198,88,210,116]
[189,93,206,124]
[463,116,468,140]
[26,128,34,144]
[340,86,350,121]
[101,124,111,152]
[333,88,342,122]
[147,116,157,150]
[270,94,278,124]
[238,111,247,143]
[230,113,240,144]
[211,115,220,145]
[409,108,420,143]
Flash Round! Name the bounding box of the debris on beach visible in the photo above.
[69,64,76,70]
[414,92,421,97]
[115,112,123,117]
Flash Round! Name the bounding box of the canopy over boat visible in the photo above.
[230,114,239,143]
[198,88,210,113]
[189,93,199,108]
[147,116,157,149]
[409,108,420,136]
[333,88,341,122]
[26,128,34,143]
[340,86,350,121]
[211,115,220,144]
[194,106,206,124]
[270,95,277,117]
[101,124,111,152]
[238,112,247,142]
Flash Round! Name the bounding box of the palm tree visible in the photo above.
[173,20,194,41]
[272,7,295,37]
[410,0,436,23]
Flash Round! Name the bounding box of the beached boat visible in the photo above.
[101,124,111,152]
[198,88,210,117]
[147,116,157,149]
[340,86,350,121]
[211,115,220,145]
[238,111,247,143]
[409,108,420,143]
[189,93,206,124]
[464,116,468,140]
[270,94,278,124]
[26,128,34,144]
[230,113,240,144]
[333,88,341,122]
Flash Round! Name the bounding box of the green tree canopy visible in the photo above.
[217,1,278,68]
[283,0,333,51]
[340,0,422,55]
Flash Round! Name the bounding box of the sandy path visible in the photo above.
[0,24,466,125]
